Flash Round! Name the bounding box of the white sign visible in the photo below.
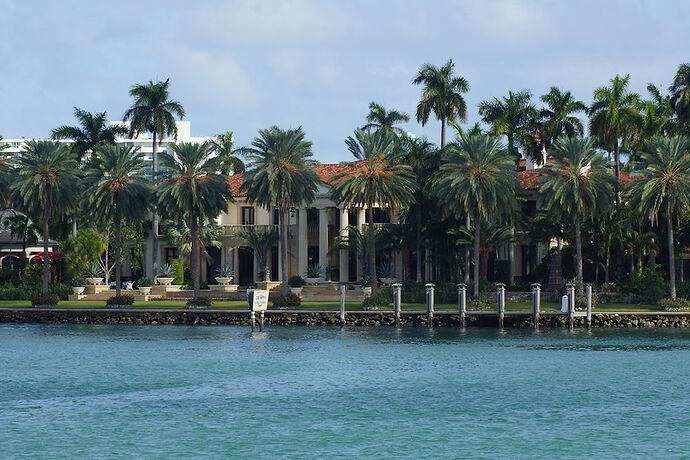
[252,290,269,311]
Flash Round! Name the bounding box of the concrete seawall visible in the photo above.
[1,308,690,328]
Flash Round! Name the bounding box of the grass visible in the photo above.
[0,299,662,312]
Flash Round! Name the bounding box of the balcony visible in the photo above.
[223,224,279,236]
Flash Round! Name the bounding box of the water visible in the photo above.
[1,325,690,459]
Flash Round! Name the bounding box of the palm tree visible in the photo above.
[412,59,469,147]
[165,217,223,265]
[240,228,279,281]
[0,136,11,207]
[123,78,185,274]
[589,74,641,187]
[2,212,40,256]
[434,133,519,297]
[208,131,245,176]
[86,145,151,296]
[330,129,416,297]
[539,87,587,148]
[157,142,233,300]
[52,107,127,162]
[479,90,537,162]
[11,141,79,294]
[363,102,410,136]
[669,63,690,128]
[630,84,676,155]
[240,127,320,295]
[627,136,690,300]
[449,220,517,281]
[538,137,616,295]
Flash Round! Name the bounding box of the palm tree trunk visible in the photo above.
[72,213,77,238]
[416,205,422,282]
[667,207,676,300]
[575,214,584,296]
[604,243,610,285]
[191,215,200,301]
[614,140,621,205]
[151,131,159,275]
[280,207,288,295]
[440,117,446,147]
[368,203,377,297]
[115,206,122,297]
[464,214,470,284]
[42,204,50,295]
[473,209,480,298]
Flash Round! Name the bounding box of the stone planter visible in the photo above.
[72,287,85,295]
[380,278,395,286]
[306,277,320,285]
[156,277,174,286]
[215,277,232,286]
[85,277,103,286]
[289,287,303,296]
[362,286,372,296]
[138,287,152,295]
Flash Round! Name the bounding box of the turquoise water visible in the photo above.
[2,325,690,458]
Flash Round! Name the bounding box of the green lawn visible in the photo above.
[0,299,662,312]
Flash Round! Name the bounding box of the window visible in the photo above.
[165,247,179,262]
[241,207,255,225]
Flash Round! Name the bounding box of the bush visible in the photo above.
[106,295,134,306]
[467,296,494,311]
[510,282,534,292]
[620,266,667,304]
[271,293,301,307]
[362,294,391,310]
[136,277,152,288]
[288,275,306,288]
[677,282,690,300]
[31,293,59,306]
[574,295,597,310]
[0,268,13,284]
[169,259,185,285]
[658,297,690,311]
[186,296,213,307]
[181,281,209,290]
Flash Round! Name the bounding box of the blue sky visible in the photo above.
[0,0,688,163]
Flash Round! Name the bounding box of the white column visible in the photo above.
[357,208,366,281]
[233,247,239,283]
[277,236,282,281]
[298,207,308,277]
[339,207,349,283]
[318,207,329,282]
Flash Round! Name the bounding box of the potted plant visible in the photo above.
[137,277,152,294]
[288,275,306,295]
[306,263,322,285]
[378,260,395,286]
[71,276,87,295]
[360,275,372,296]
[156,264,175,285]
[85,263,104,285]
[214,264,235,285]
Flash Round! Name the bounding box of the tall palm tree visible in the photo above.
[165,217,223,264]
[589,74,641,187]
[2,212,40,256]
[330,129,416,297]
[208,131,245,176]
[538,137,616,295]
[434,133,519,298]
[86,145,151,296]
[123,78,185,274]
[11,141,79,294]
[669,63,690,128]
[412,59,469,147]
[52,107,127,162]
[240,227,280,281]
[627,136,690,300]
[0,136,11,207]
[630,84,675,154]
[240,127,320,295]
[539,87,587,148]
[157,142,232,300]
[479,90,537,162]
[362,102,410,136]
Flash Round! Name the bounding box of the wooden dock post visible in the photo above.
[339,284,346,326]
[392,283,402,327]
[586,284,592,330]
[425,283,435,327]
[259,311,264,332]
[496,283,506,329]
[531,283,541,329]
[457,283,467,328]
[566,283,575,330]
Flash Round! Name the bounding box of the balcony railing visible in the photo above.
[223,224,279,236]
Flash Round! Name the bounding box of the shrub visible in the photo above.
[169,259,185,285]
[658,297,690,311]
[70,276,87,288]
[186,296,213,308]
[620,266,667,304]
[509,282,534,292]
[362,294,391,310]
[106,295,134,306]
[574,295,597,310]
[288,275,306,288]
[271,293,301,307]
[31,293,59,306]
[0,268,13,284]
[85,262,103,278]
[215,264,234,279]
[181,281,209,290]
[136,277,152,288]
[467,296,494,311]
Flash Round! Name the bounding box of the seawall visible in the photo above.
[1,308,690,328]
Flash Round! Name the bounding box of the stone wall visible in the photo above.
[1,309,690,328]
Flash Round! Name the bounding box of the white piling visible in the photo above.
[339,284,346,326]
[425,283,435,327]
[566,283,575,330]
[531,283,541,329]
[392,283,402,327]
[497,283,506,328]
[586,284,592,330]
[457,283,467,328]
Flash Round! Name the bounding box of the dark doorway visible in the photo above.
[238,247,254,286]
[206,246,221,285]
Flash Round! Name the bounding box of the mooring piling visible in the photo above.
[392,283,402,327]
[586,284,592,330]
[566,283,575,330]
[425,283,435,327]
[339,284,346,326]
[531,283,541,329]
[457,283,466,328]
[496,283,506,328]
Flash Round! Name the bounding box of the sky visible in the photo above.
[0,0,688,163]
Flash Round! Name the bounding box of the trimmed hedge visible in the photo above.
[31,294,59,306]
[106,295,134,306]
[186,296,213,307]
[271,293,301,307]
